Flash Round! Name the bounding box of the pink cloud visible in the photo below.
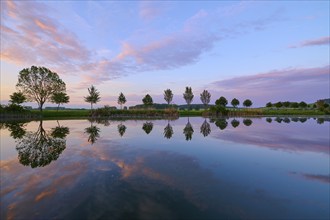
[289,36,330,48]
[1,1,90,75]
[209,65,329,106]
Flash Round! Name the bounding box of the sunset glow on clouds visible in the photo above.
[1,1,329,107]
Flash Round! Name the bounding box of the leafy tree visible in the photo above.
[243,118,253,126]
[215,96,228,107]
[200,90,211,109]
[275,117,283,123]
[16,66,66,112]
[183,87,194,110]
[283,101,290,108]
[231,119,240,128]
[164,89,173,107]
[231,98,239,108]
[266,102,272,108]
[243,99,252,108]
[117,92,126,109]
[142,94,153,107]
[142,122,153,134]
[183,119,194,141]
[10,92,26,105]
[275,101,283,108]
[299,101,307,108]
[84,85,100,111]
[290,102,299,108]
[164,122,174,139]
[200,119,211,137]
[50,92,69,111]
[4,121,27,139]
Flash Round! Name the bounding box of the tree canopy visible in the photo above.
[215,96,228,107]
[10,92,26,105]
[84,85,100,110]
[243,99,252,108]
[142,94,153,107]
[16,66,66,111]
[183,87,194,109]
[118,92,126,109]
[50,92,69,111]
[164,89,173,106]
[200,90,211,108]
[231,98,239,108]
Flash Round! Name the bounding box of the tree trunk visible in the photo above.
[57,104,60,112]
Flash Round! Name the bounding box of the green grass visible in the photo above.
[4,108,327,120]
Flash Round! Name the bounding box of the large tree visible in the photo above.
[117,92,126,109]
[164,89,173,107]
[50,92,70,111]
[200,90,211,109]
[84,85,100,111]
[183,87,194,110]
[16,66,66,112]
[142,94,153,107]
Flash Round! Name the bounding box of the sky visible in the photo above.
[1,0,329,108]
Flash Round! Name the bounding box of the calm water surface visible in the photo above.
[1,117,329,220]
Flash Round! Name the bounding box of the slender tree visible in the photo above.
[50,92,70,111]
[10,92,26,105]
[164,89,173,107]
[16,66,66,112]
[84,85,100,111]
[243,99,252,108]
[231,98,239,108]
[117,92,126,109]
[200,90,211,109]
[142,94,153,108]
[183,87,194,110]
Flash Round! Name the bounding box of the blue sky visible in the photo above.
[1,1,329,108]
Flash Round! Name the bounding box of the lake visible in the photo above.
[1,117,329,220]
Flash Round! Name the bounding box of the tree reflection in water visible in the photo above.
[183,118,194,141]
[215,118,228,130]
[231,119,240,128]
[142,121,153,134]
[2,121,27,139]
[164,121,174,139]
[85,120,101,144]
[15,120,69,168]
[200,119,211,137]
[243,119,253,126]
[117,123,127,137]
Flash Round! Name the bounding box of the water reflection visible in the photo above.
[142,121,153,134]
[243,118,253,126]
[85,120,101,144]
[183,118,194,141]
[1,121,27,139]
[15,120,69,168]
[118,123,127,137]
[214,118,228,130]
[200,119,211,137]
[164,121,174,139]
[231,119,240,128]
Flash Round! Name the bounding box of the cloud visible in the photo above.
[289,36,330,48]
[208,65,329,106]
[290,172,330,184]
[0,1,90,75]
[1,1,287,90]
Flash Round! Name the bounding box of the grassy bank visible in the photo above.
[1,108,327,120]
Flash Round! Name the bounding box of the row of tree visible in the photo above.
[84,85,253,111]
